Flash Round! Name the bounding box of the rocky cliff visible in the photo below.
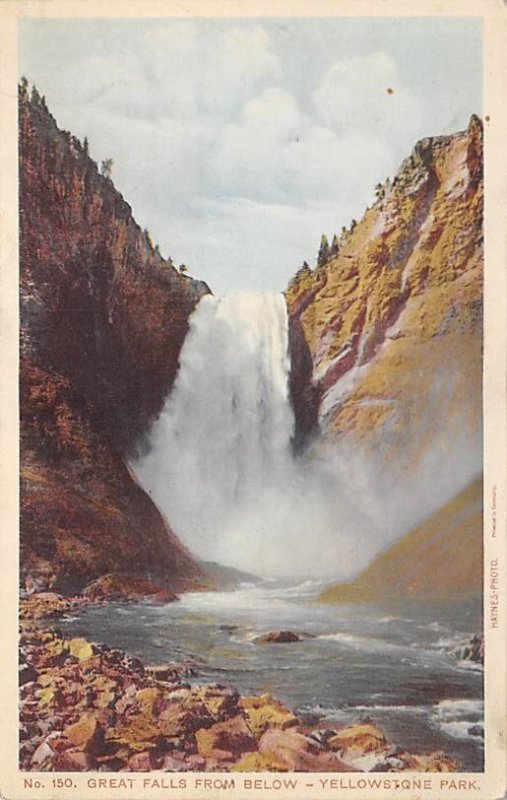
[19,85,210,593]
[287,117,483,599]
[319,478,482,602]
[287,116,483,469]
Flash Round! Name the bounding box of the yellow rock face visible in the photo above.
[286,118,483,471]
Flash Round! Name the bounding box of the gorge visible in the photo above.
[18,85,484,774]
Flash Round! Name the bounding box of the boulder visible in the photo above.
[20,592,71,620]
[30,739,55,767]
[64,713,103,753]
[135,687,166,716]
[233,729,352,772]
[127,749,165,771]
[19,662,38,685]
[328,723,388,754]
[82,574,178,602]
[265,728,353,772]
[259,727,312,769]
[410,751,458,772]
[52,748,91,771]
[255,631,302,644]
[67,637,96,662]
[450,635,484,665]
[161,753,188,772]
[195,715,256,759]
[239,694,297,736]
[158,700,213,738]
[106,713,163,751]
[185,684,240,718]
[145,665,180,683]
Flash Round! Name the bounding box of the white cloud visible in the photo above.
[141,23,281,120]
[210,84,396,210]
[313,52,426,161]
[19,19,481,293]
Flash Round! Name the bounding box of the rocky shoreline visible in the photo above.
[19,591,461,774]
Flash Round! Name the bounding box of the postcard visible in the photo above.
[0,1,505,798]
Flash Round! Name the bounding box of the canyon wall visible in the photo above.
[19,83,484,598]
[287,117,483,599]
[287,116,483,469]
[19,86,209,593]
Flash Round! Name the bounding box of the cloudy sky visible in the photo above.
[19,17,482,294]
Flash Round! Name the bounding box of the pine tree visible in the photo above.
[30,85,41,106]
[331,234,340,256]
[100,158,114,179]
[19,76,29,98]
[317,234,330,267]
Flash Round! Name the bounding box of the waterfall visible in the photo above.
[132,291,470,581]
[133,292,308,577]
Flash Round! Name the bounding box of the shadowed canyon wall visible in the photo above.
[19,86,209,593]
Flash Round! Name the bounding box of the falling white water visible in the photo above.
[132,292,482,581]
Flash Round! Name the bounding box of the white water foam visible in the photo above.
[131,293,388,580]
[430,698,484,741]
[131,291,482,582]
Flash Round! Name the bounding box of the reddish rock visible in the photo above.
[52,748,91,771]
[30,739,56,768]
[255,631,303,644]
[195,715,256,759]
[19,87,209,594]
[145,665,180,683]
[127,749,165,771]
[82,574,178,602]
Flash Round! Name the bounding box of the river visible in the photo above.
[57,581,484,772]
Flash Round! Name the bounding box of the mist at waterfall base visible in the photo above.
[132,293,481,583]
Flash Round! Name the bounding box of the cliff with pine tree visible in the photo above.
[19,84,210,594]
[287,117,483,600]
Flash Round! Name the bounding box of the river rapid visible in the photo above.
[58,581,484,772]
